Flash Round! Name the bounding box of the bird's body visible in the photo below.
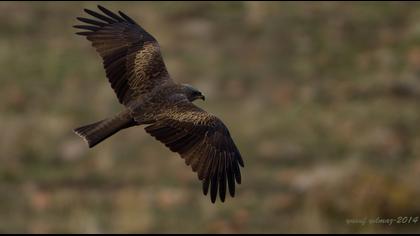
[73,5,244,203]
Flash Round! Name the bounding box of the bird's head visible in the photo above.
[182,84,205,102]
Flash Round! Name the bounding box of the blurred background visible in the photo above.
[1,1,420,233]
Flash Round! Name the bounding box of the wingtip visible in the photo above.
[97,4,105,11]
[118,10,137,25]
[210,191,217,203]
[75,32,91,36]
[211,197,216,204]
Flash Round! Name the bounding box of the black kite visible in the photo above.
[73,5,244,203]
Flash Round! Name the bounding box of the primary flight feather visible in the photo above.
[73,5,244,203]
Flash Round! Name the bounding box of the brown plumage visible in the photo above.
[73,5,244,203]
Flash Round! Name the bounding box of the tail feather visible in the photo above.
[74,110,135,148]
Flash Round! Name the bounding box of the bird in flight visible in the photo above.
[73,5,244,203]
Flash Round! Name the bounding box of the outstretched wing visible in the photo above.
[143,100,244,203]
[74,5,172,105]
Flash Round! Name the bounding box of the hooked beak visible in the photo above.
[198,95,205,101]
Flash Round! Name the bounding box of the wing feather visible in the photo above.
[226,155,236,197]
[76,17,107,27]
[210,157,220,203]
[84,8,116,24]
[143,100,244,203]
[219,154,227,202]
[98,5,125,22]
[74,5,171,105]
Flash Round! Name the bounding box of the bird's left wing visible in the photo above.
[74,5,172,106]
[143,100,244,203]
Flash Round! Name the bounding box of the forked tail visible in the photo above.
[74,110,136,148]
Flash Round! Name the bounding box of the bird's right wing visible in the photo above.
[74,5,172,106]
[143,99,244,203]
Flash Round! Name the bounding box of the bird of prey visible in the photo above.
[73,5,244,203]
